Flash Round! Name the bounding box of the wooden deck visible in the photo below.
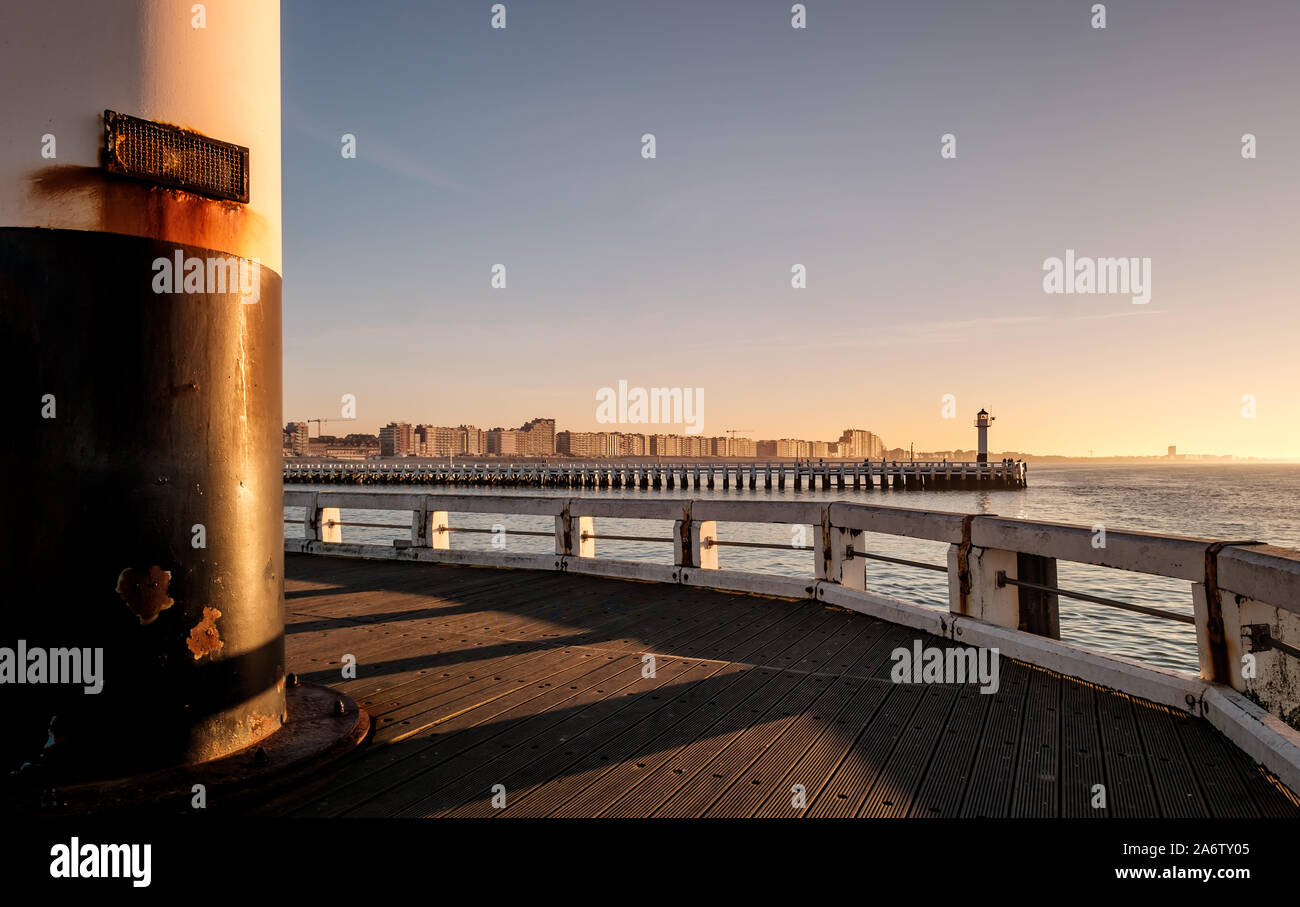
[252,553,1300,818]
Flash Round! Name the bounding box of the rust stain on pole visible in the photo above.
[956,515,975,616]
[186,607,224,660]
[28,164,270,266]
[115,566,174,625]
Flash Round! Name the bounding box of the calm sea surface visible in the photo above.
[283,463,1300,674]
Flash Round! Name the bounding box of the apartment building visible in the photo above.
[379,421,415,457]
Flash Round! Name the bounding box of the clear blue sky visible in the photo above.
[282,0,1300,457]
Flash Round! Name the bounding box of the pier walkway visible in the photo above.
[256,554,1299,818]
[251,491,1300,818]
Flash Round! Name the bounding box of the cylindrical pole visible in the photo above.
[1,0,284,778]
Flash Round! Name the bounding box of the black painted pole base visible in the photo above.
[1,227,285,780]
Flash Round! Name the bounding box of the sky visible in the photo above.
[281,0,1300,458]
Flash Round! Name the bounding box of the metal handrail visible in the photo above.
[283,490,1300,625]
[996,571,1194,625]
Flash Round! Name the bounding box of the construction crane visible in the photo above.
[306,417,356,438]
[724,429,754,457]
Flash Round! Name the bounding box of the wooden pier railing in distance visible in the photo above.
[283,459,1028,491]
[282,490,1300,793]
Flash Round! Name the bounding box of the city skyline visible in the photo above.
[285,413,1270,462]
[288,417,885,459]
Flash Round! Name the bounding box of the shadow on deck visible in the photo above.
[248,553,1300,818]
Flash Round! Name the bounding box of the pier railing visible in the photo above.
[282,490,1300,789]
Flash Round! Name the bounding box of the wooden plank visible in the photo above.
[960,659,1032,817]
[537,608,852,817]
[803,684,924,817]
[441,657,727,817]
[907,683,991,817]
[394,655,693,817]
[261,643,613,816]
[653,670,839,818]
[1130,698,1208,818]
[1094,690,1159,818]
[339,651,653,816]
[858,685,959,817]
[283,648,642,816]
[1010,667,1061,818]
[364,648,605,739]
[543,664,772,817]
[597,670,807,817]
[1175,712,1261,818]
[651,618,887,818]
[597,611,860,817]
[290,575,708,706]
[1240,766,1300,818]
[704,624,910,818]
[750,626,915,818]
[1059,677,1105,818]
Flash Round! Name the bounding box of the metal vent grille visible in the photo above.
[103,109,249,203]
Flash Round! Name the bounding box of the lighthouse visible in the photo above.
[975,409,995,463]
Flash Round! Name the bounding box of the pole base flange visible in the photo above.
[4,682,369,816]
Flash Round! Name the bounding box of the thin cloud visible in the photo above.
[678,308,1167,356]
[284,101,468,194]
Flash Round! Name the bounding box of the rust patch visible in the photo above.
[1202,540,1266,685]
[116,566,174,624]
[186,606,224,660]
[28,163,268,262]
[248,712,275,738]
[956,515,975,615]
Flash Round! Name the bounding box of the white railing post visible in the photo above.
[555,504,594,558]
[947,542,1018,628]
[410,499,449,549]
[691,520,719,570]
[830,525,866,591]
[1214,592,1300,720]
[945,517,1060,638]
[305,493,341,542]
[576,515,594,557]
[672,502,717,570]
[1195,544,1300,720]
[430,511,449,549]
[320,506,342,543]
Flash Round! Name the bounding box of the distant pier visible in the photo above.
[283,459,1027,491]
